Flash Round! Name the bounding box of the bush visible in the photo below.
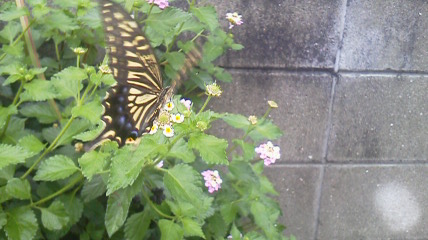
[0,0,292,239]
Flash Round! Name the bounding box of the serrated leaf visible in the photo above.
[124,210,151,240]
[190,6,219,32]
[248,119,283,141]
[220,203,238,225]
[51,67,86,100]
[58,194,83,226]
[0,7,28,21]
[0,165,15,182]
[5,207,37,240]
[164,52,185,70]
[20,102,58,124]
[105,175,144,236]
[3,74,21,86]
[0,21,21,43]
[182,218,204,238]
[40,201,69,230]
[78,151,108,180]
[34,155,78,181]
[20,79,57,102]
[18,134,45,156]
[167,138,195,163]
[81,175,107,202]
[159,219,183,240]
[203,41,223,62]
[146,8,192,34]
[250,201,276,238]
[188,133,228,165]
[43,10,78,33]
[71,100,103,124]
[5,178,31,200]
[43,119,91,146]
[0,105,17,129]
[0,186,11,203]
[0,144,33,169]
[221,113,250,130]
[107,138,166,195]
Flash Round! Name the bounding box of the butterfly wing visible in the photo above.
[85,0,166,150]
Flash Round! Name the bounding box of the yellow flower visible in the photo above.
[248,115,257,125]
[268,100,278,108]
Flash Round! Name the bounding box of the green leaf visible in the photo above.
[81,175,107,202]
[221,113,250,130]
[0,105,17,129]
[0,144,33,169]
[78,151,108,181]
[203,41,223,62]
[190,6,219,32]
[58,194,83,226]
[0,165,15,182]
[230,223,242,240]
[107,138,166,195]
[105,175,144,237]
[17,134,45,156]
[73,120,104,141]
[34,155,78,181]
[20,102,58,124]
[43,10,78,33]
[51,67,86,100]
[43,119,91,146]
[124,210,152,240]
[71,100,103,124]
[5,178,31,200]
[182,218,204,238]
[146,8,192,34]
[167,138,195,163]
[159,219,183,240]
[40,201,69,230]
[0,7,28,21]
[231,43,244,50]
[5,207,37,240]
[220,203,238,225]
[232,139,255,160]
[3,74,21,86]
[188,133,228,165]
[0,21,21,43]
[20,79,57,102]
[250,201,277,238]
[0,209,6,230]
[164,52,185,70]
[248,119,283,141]
[0,186,12,203]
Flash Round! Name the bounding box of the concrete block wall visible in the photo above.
[210,0,428,239]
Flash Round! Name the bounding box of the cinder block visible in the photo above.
[339,0,428,71]
[317,165,428,239]
[328,74,428,162]
[210,69,333,163]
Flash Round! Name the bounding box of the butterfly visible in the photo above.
[85,0,174,151]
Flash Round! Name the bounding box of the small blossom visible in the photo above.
[164,101,174,111]
[172,113,184,123]
[255,141,281,166]
[180,98,192,111]
[147,0,169,9]
[268,100,278,108]
[248,115,258,125]
[156,160,164,168]
[99,64,112,74]
[163,125,174,137]
[201,170,222,193]
[226,12,243,29]
[73,47,87,55]
[158,111,171,127]
[206,82,222,97]
[149,123,158,134]
[74,142,83,152]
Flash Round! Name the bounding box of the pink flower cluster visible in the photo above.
[226,12,243,29]
[180,98,192,111]
[201,170,222,193]
[255,141,280,166]
[147,0,169,9]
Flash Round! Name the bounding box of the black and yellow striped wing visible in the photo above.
[85,0,171,150]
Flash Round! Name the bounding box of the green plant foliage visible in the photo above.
[0,0,293,239]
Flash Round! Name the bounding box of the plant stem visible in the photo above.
[54,41,62,71]
[0,20,35,62]
[21,117,76,179]
[197,95,211,115]
[30,174,84,207]
[140,187,174,219]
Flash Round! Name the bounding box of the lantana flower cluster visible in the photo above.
[255,141,281,166]
[226,12,243,29]
[149,98,190,137]
[201,170,223,193]
[147,0,169,9]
